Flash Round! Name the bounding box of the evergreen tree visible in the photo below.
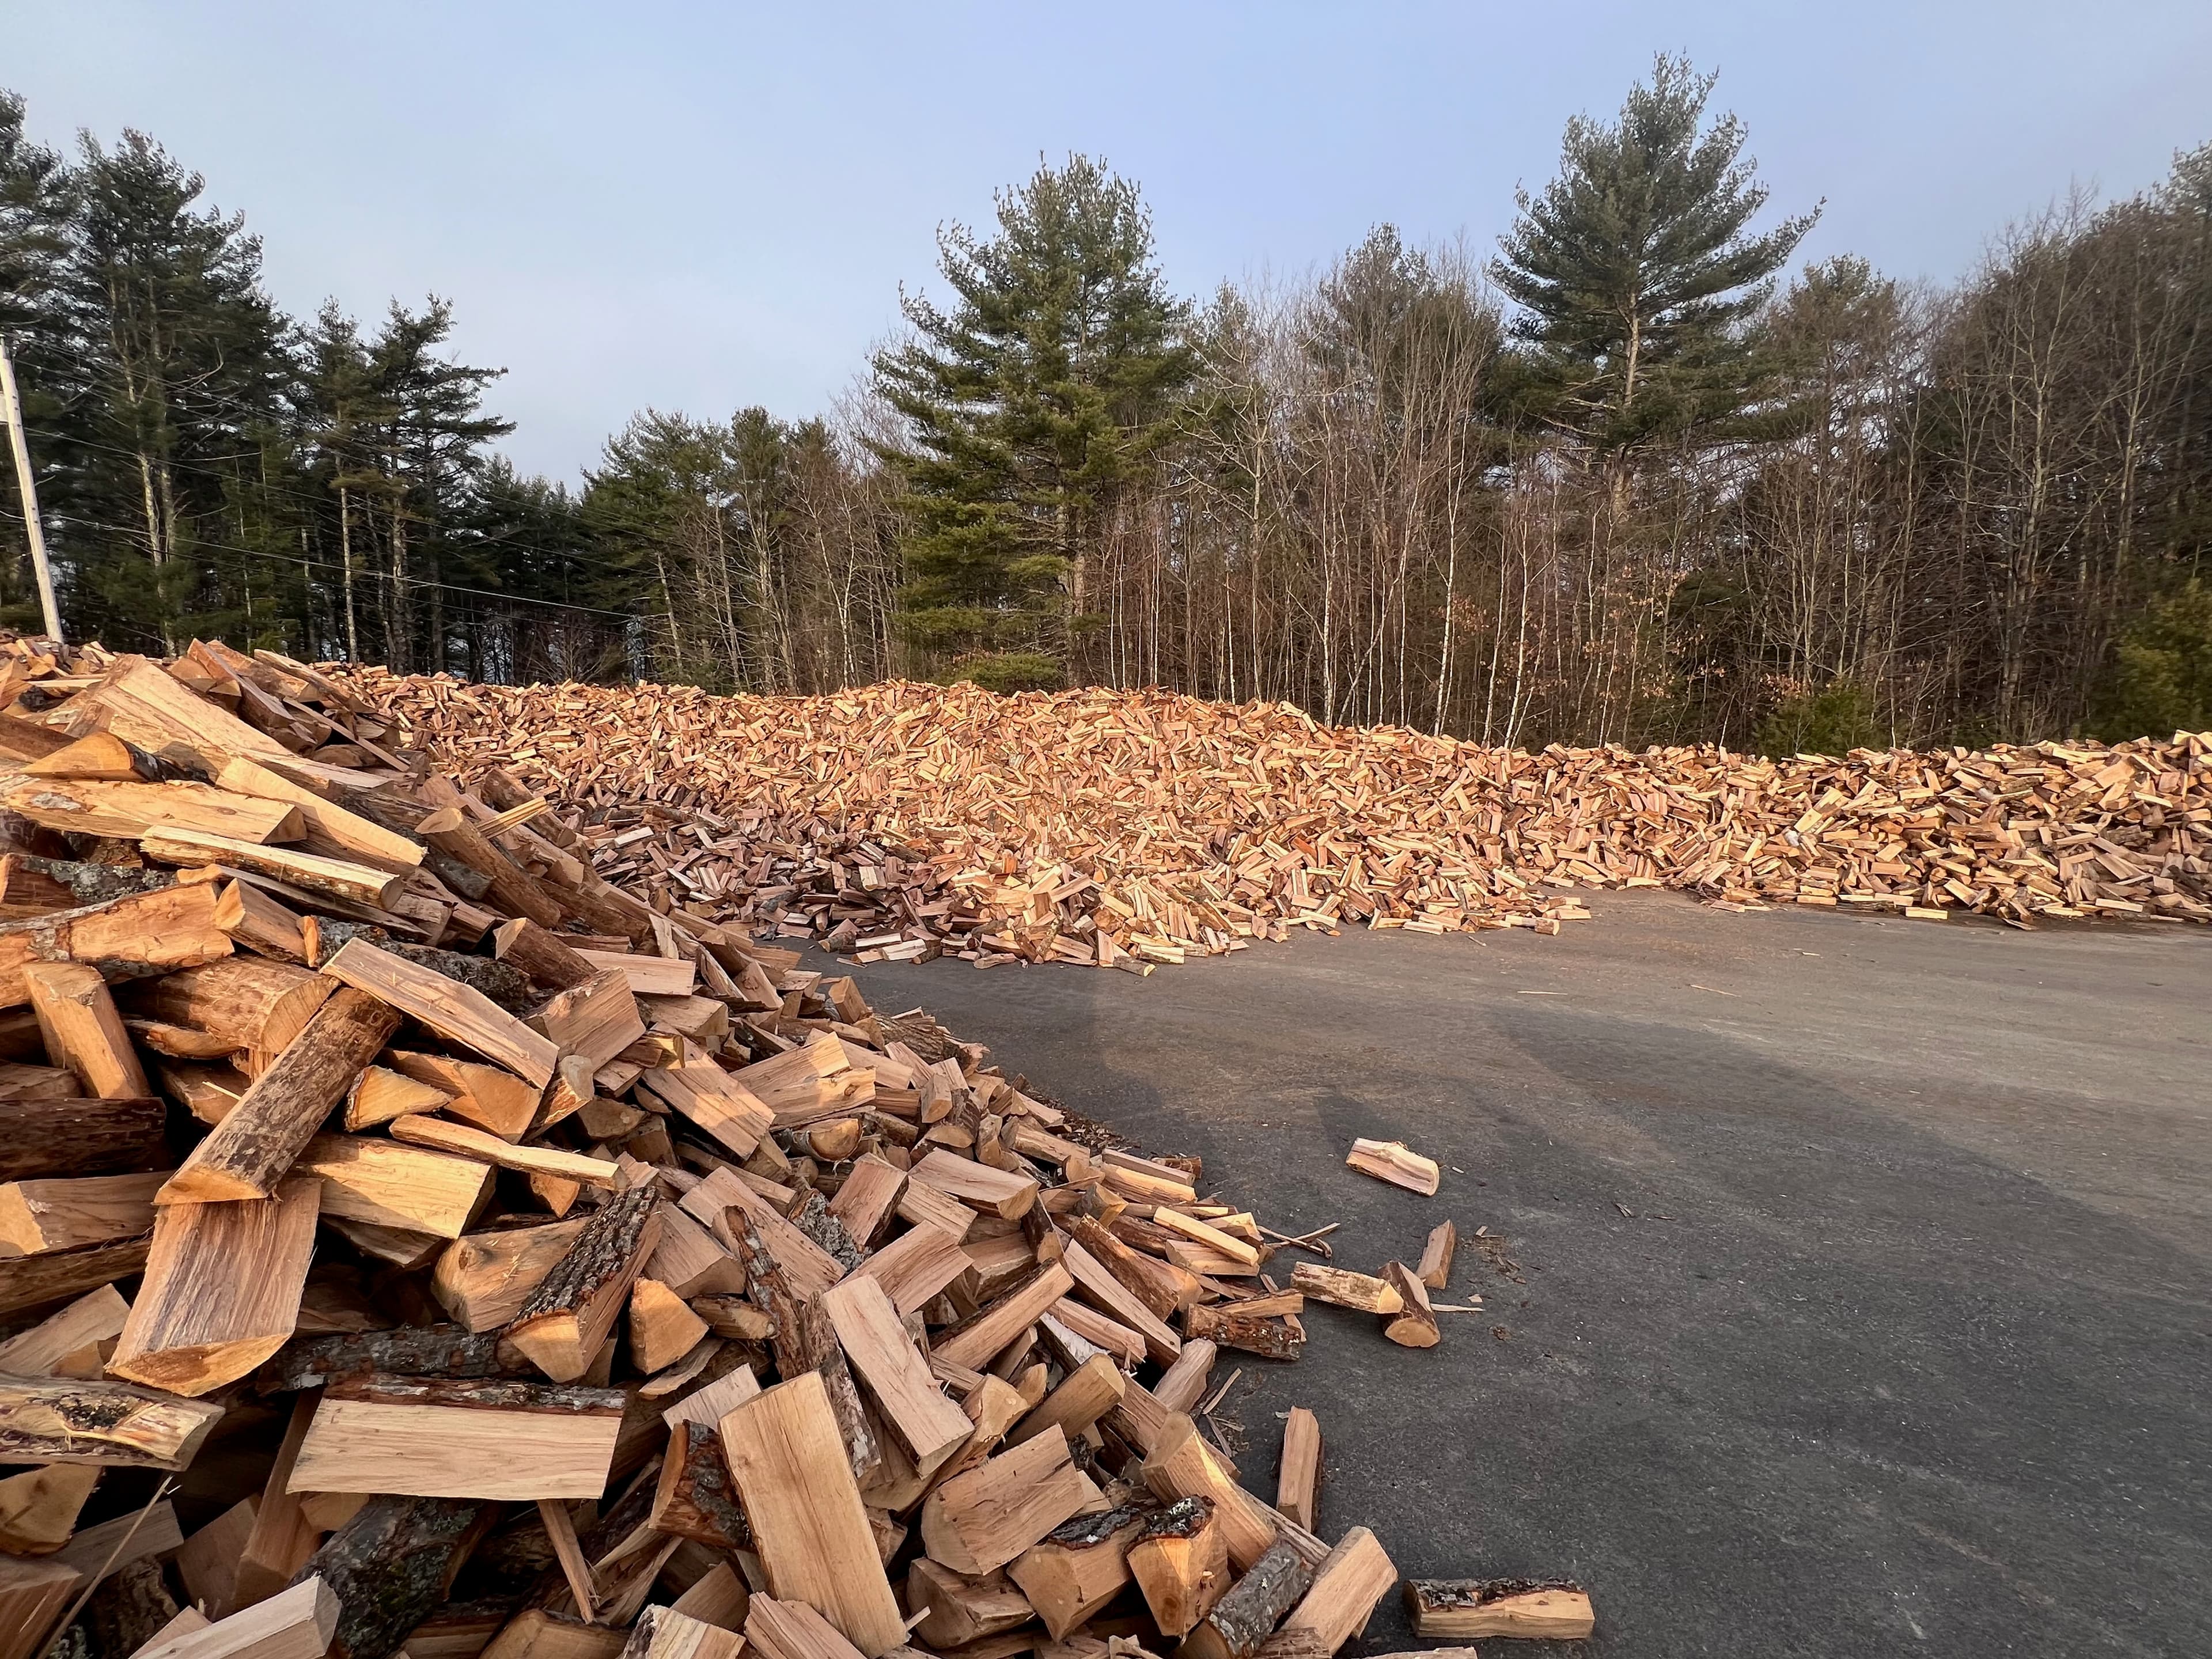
[1491,55,1817,452]
[873,155,1195,690]
[358,300,512,673]
[51,126,292,650]
[294,302,391,662]
[465,460,622,683]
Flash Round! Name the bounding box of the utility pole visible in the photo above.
[0,334,63,644]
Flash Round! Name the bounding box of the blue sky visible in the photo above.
[13,2,2212,480]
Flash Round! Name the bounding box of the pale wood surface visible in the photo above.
[718,1370,907,1658]
[323,938,558,1087]
[292,1131,496,1237]
[109,1175,319,1395]
[1344,1138,1440,1196]
[289,1377,624,1501]
[388,1113,620,1187]
[919,1426,1095,1575]
[0,1169,168,1255]
[129,1574,339,1659]
[431,1217,590,1332]
[0,1282,129,1374]
[1276,1407,1323,1532]
[821,1272,971,1469]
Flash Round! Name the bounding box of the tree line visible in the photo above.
[2,56,2207,747]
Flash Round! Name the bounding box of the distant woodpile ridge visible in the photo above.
[335,672,2211,967]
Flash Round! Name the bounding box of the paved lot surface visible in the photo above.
[832,893,2212,1658]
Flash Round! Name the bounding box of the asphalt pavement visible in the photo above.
[829,892,2212,1659]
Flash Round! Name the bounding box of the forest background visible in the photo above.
[3,56,2208,752]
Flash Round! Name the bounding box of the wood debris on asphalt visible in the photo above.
[0,637,1592,1657]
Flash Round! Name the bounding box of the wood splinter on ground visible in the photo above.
[1344,1138,1441,1196]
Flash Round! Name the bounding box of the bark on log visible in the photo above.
[6,856,174,907]
[304,919,533,1013]
[0,1232,151,1319]
[649,1418,752,1550]
[160,988,402,1203]
[257,1325,531,1393]
[414,808,564,929]
[0,1094,166,1183]
[0,1376,225,1469]
[291,1495,494,1659]
[1191,1540,1313,1659]
[505,1185,664,1384]
[729,1220,880,1486]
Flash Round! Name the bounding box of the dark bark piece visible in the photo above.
[789,1191,862,1272]
[649,1418,753,1549]
[874,1010,953,1064]
[1196,1540,1313,1659]
[1064,1214,1184,1321]
[323,1373,626,1412]
[293,1494,495,1659]
[305,920,533,1013]
[422,849,494,903]
[161,988,404,1202]
[0,1230,151,1317]
[0,1094,166,1183]
[1183,1304,1304,1362]
[1042,1497,1161,1550]
[82,1556,180,1659]
[730,1219,880,1484]
[1142,1495,1215,1541]
[505,1185,663,1383]
[258,1325,531,1393]
[491,919,596,993]
[9,856,176,906]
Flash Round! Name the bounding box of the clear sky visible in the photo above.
[13,2,2212,481]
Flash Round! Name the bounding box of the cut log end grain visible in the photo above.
[1128,1495,1230,1637]
[1380,1262,1440,1349]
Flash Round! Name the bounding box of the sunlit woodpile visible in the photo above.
[332,672,2211,969]
[0,638,1575,1659]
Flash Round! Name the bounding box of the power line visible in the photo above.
[21,423,651,586]
[42,511,642,621]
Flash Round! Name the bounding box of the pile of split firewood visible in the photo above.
[0,638,1590,1659]
[328,673,2211,971]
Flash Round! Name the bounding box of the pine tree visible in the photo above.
[358,300,512,673]
[873,155,1195,690]
[1491,55,1817,452]
[296,303,390,662]
[51,126,292,650]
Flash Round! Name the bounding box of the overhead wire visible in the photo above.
[18,424,649,585]
[41,511,641,622]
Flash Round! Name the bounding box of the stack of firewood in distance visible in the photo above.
[325,671,2211,973]
[0,639,1552,1659]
